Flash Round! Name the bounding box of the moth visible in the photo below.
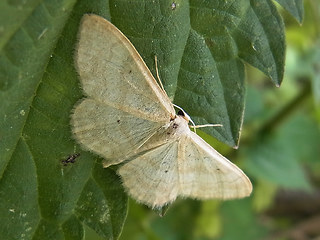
[71,14,252,208]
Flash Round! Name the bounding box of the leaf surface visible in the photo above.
[110,0,285,146]
[0,1,127,239]
[275,0,304,23]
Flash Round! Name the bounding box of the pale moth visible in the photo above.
[71,14,252,209]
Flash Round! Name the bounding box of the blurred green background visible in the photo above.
[86,1,320,240]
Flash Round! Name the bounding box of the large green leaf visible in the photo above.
[0,0,294,239]
[0,0,127,240]
[110,0,285,146]
[275,0,304,24]
[244,114,316,190]
[0,0,43,50]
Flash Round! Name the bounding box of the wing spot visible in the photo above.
[173,123,178,129]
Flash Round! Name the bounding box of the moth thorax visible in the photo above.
[168,115,190,136]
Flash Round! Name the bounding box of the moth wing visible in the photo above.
[178,132,252,199]
[118,141,180,208]
[72,99,166,165]
[72,15,175,164]
[75,14,174,119]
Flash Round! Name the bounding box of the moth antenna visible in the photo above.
[190,124,223,129]
[190,119,197,133]
[172,103,183,112]
[154,55,166,93]
[172,104,223,132]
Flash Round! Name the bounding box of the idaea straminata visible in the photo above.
[71,14,252,209]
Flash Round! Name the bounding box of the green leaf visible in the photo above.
[0,0,127,239]
[279,113,320,164]
[0,0,43,50]
[0,0,76,173]
[0,140,40,240]
[62,215,84,240]
[244,114,315,190]
[244,85,265,124]
[75,165,128,239]
[111,0,285,146]
[244,136,310,189]
[275,0,304,24]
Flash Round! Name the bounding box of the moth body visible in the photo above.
[166,115,190,137]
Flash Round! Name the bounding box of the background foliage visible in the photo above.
[0,0,319,240]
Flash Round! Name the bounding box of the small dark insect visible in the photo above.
[117,119,121,123]
[62,153,80,166]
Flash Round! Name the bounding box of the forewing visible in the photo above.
[72,14,176,164]
[75,14,174,122]
[72,99,164,165]
[178,132,252,199]
[118,141,180,208]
